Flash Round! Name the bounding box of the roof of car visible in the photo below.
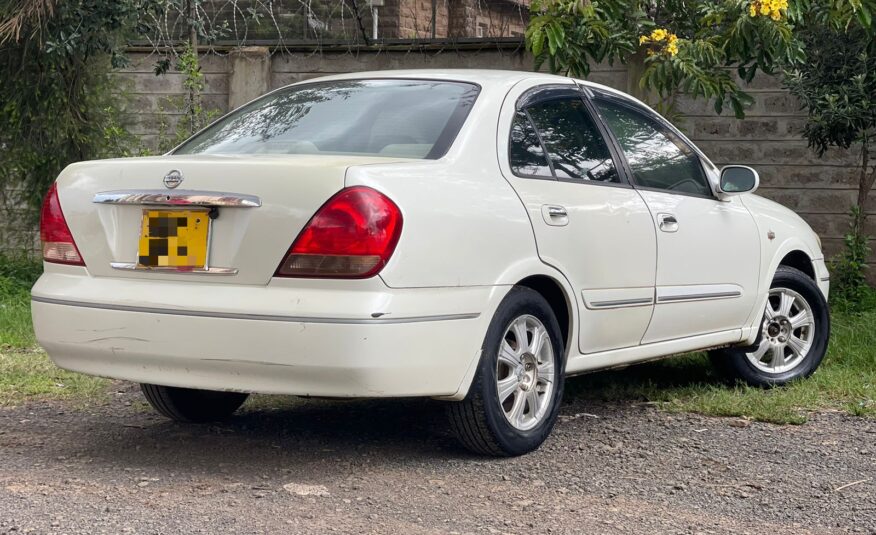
[305,68,631,101]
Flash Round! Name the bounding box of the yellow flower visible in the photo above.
[651,28,667,42]
[639,35,649,45]
[667,33,678,44]
[749,3,757,16]
[760,3,771,15]
[666,42,679,56]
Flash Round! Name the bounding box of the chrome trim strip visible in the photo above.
[820,276,830,282]
[657,291,741,303]
[31,296,480,325]
[589,297,654,309]
[110,262,238,275]
[93,190,261,207]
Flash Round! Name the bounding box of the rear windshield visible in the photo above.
[173,79,480,159]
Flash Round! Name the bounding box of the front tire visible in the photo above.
[140,384,249,422]
[448,286,565,456]
[710,266,830,386]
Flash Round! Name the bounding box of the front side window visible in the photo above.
[509,96,620,183]
[174,79,480,159]
[594,98,711,196]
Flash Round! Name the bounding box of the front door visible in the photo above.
[498,82,657,354]
[591,93,760,344]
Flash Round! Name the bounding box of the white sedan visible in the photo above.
[32,70,831,456]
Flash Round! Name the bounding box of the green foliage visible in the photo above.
[0,1,143,214]
[783,25,876,157]
[829,206,876,312]
[0,254,41,349]
[0,254,42,289]
[527,0,874,118]
[153,44,222,153]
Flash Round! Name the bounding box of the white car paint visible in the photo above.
[31,69,828,400]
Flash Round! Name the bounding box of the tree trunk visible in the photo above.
[189,0,197,52]
[860,140,875,215]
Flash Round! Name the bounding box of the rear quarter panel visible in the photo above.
[345,78,541,289]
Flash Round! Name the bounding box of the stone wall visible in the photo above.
[8,41,874,277]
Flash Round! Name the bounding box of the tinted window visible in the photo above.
[509,110,552,176]
[595,99,711,196]
[174,80,479,159]
[525,98,620,183]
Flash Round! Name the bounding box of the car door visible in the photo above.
[590,91,760,344]
[498,81,657,354]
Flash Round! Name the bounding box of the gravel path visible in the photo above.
[1,381,874,534]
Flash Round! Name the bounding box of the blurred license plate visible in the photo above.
[137,209,209,268]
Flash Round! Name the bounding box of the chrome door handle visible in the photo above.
[541,205,569,226]
[657,213,678,233]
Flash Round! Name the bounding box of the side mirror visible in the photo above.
[718,165,759,196]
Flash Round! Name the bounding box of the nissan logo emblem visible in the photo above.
[163,169,183,189]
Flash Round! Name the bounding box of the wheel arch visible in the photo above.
[742,239,822,345]
[515,274,574,354]
[777,249,816,280]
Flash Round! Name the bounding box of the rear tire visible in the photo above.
[140,384,249,422]
[448,286,565,456]
[709,266,830,387]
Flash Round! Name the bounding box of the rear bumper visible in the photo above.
[32,270,507,399]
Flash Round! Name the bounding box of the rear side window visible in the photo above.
[594,98,711,196]
[509,111,552,177]
[509,97,620,183]
[174,79,480,159]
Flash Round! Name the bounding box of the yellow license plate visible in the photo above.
[137,209,209,268]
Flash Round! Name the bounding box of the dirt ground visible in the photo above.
[0,381,874,534]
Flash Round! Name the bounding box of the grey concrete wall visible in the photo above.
[6,42,873,278]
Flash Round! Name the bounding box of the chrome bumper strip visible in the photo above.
[110,262,238,275]
[31,296,480,325]
[93,190,261,207]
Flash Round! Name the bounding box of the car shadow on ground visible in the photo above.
[38,354,721,473]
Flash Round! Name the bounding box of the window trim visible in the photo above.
[587,90,717,201]
[507,87,631,188]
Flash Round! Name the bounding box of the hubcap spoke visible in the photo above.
[530,327,546,357]
[770,345,786,368]
[508,390,527,427]
[749,339,770,362]
[512,319,529,353]
[778,292,795,317]
[525,388,541,418]
[787,335,808,358]
[497,375,518,404]
[789,311,811,330]
[498,340,521,368]
[537,360,555,381]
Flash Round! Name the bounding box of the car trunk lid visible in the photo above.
[56,154,405,285]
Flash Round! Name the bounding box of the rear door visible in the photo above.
[590,91,760,343]
[499,81,657,354]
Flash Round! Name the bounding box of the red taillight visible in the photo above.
[275,186,403,278]
[40,182,84,266]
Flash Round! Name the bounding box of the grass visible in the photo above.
[0,255,108,406]
[0,348,109,406]
[567,306,876,424]
[0,254,873,423]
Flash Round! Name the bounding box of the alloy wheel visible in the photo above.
[496,314,556,431]
[746,287,815,374]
